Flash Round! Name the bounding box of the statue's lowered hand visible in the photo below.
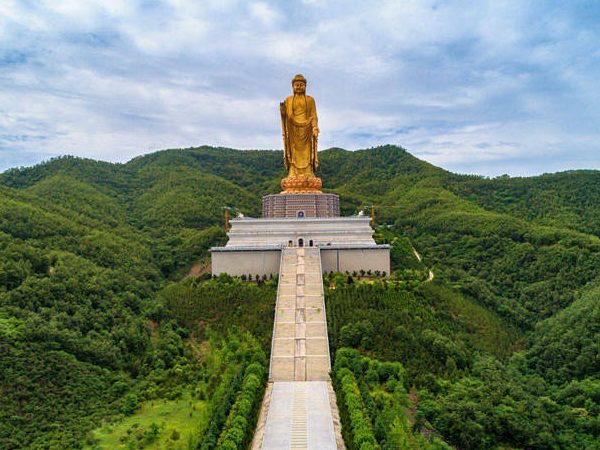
[313,127,319,137]
[280,103,286,115]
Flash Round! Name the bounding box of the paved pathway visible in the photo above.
[261,382,337,449]
[254,247,340,450]
[270,246,330,382]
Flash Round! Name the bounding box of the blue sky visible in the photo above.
[1,0,599,176]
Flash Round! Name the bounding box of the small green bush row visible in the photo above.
[334,348,452,450]
[334,364,380,450]
[334,348,406,387]
[216,363,265,450]
[199,368,244,450]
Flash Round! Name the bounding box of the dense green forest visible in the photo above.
[1,145,600,449]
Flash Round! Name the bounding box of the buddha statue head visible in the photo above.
[292,74,307,94]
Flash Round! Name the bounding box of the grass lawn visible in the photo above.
[85,389,209,450]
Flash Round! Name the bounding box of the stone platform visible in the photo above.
[210,216,390,276]
[221,216,375,247]
[263,193,340,218]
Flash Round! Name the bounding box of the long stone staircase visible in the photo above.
[252,247,344,450]
[270,247,330,382]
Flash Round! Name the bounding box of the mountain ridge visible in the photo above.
[3,145,600,232]
[2,144,600,449]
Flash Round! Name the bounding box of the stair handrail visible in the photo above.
[315,247,332,373]
[268,244,286,381]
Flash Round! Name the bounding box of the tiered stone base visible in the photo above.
[263,193,340,218]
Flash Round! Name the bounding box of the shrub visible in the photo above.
[120,394,139,416]
[334,362,379,450]
[215,359,266,449]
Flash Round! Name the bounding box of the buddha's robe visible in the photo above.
[282,94,318,177]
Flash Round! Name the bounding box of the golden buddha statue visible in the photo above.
[280,74,322,193]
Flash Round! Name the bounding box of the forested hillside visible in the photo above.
[1,145,600,449]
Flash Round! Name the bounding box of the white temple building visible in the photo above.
[210,215,390,277]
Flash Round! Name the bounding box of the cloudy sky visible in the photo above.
[1,0,599,176]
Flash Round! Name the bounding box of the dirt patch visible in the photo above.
[149,320,161,345]
[182,258,211,281]
[405,390,449,445]
[192,320,209,335]
[406,390,419,425]
[187,337,210,362]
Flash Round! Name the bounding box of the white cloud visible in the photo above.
[248,2,281,27]
[0,0,599,175]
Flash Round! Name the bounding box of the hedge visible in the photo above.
[199,368,244,450]
[334,365,380,450]
[216,362,266,449]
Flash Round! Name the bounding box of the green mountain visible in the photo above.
[1,145,600,449]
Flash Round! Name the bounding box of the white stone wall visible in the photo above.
[320,248,390,275]
[211,247,389,276]
[211,250,281,277]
